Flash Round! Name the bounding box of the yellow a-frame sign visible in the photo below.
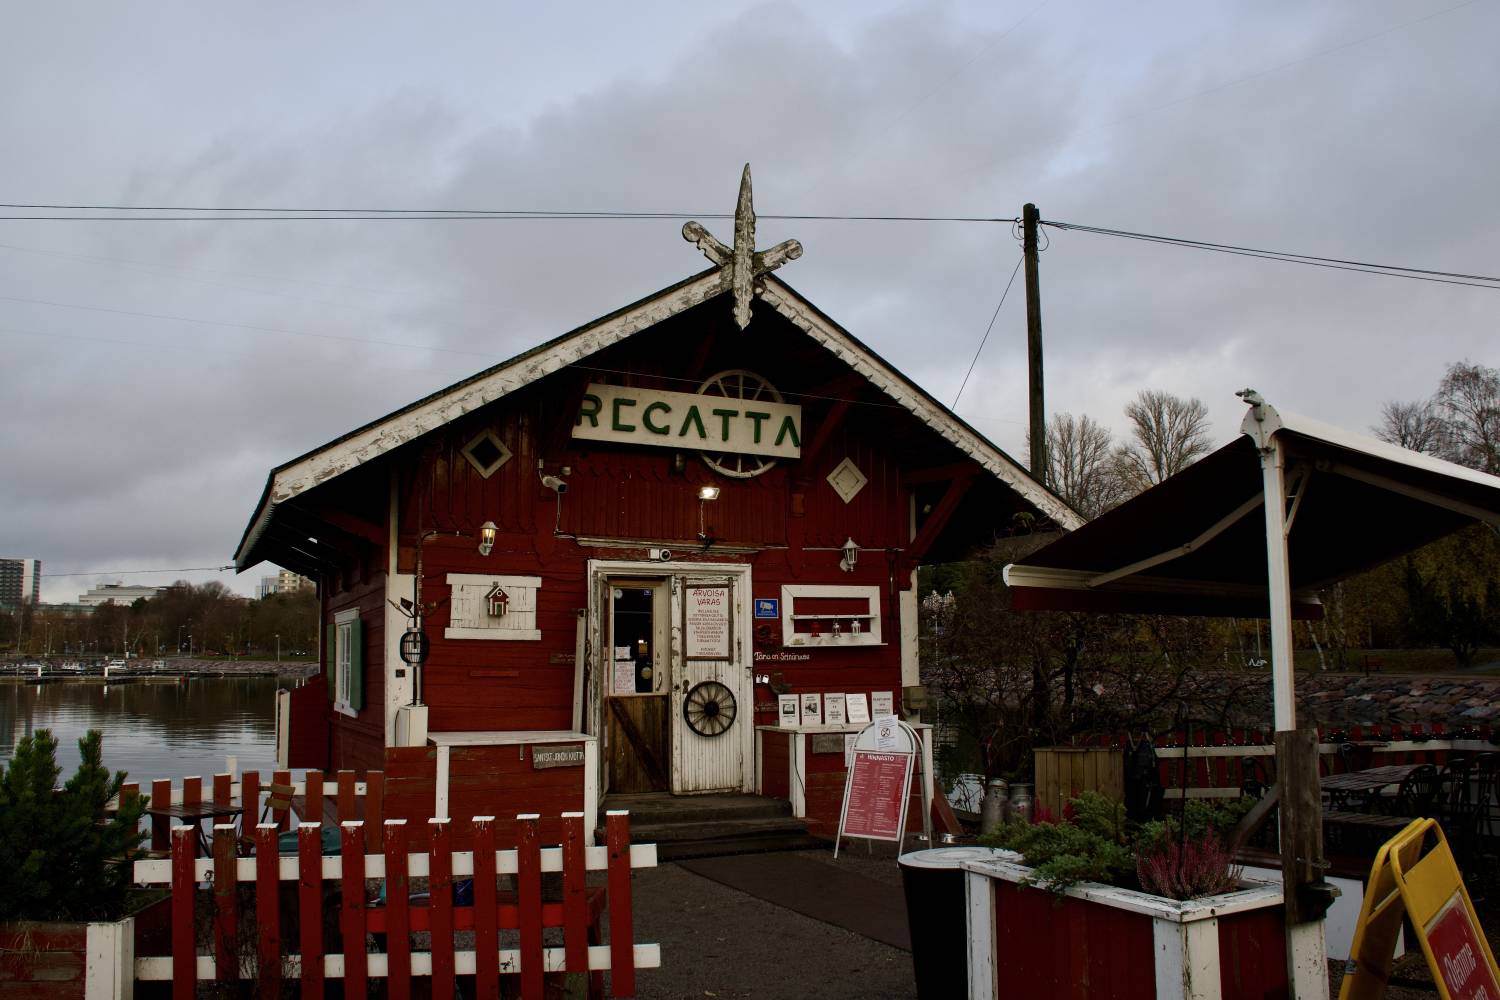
[1341,818,1499,1000]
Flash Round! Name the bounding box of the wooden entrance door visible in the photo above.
[604,579,670,793]
[671,575,748,793]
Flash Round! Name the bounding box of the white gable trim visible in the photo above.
[757,282,1082,531]
[238,269,1079,567]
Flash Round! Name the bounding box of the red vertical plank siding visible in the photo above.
[517,814,544,1000]
[1217,906,1289,999]
[213,772,232,806]
[429,819,457,1000]
[241,770,261,830]
[992,880,1155,1000]
[212,825,238,984]
[152,779,173,850]
[298,824,325,999]
[337,770,356,823]
[472,816,500,1000]
[340,822,368,996]
[562,812,588,974]
[183,775,201,808]
[606,811,636,997]
[385,820,412,999]
[254,824,282,996]
[171,825,196,1000]
[273,769,293,830]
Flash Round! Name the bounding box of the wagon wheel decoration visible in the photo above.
[682,680,738,737]
[696,369,783,479]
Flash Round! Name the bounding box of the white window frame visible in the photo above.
[333,607,359,718]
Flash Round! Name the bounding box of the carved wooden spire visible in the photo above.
[682,164,803,330]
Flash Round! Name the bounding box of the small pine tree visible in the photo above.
[0,729,148,921]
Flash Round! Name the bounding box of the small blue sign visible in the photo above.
[754,598,779,619]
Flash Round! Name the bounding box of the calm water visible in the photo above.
[0,677,284,785]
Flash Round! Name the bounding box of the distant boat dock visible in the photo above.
[0,657,319,683]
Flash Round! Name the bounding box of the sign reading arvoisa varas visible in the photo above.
[572,383,801,458]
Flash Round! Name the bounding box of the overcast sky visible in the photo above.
[3,0,1496,603]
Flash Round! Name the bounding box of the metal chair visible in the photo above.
[1390,764,1441,818]
[1469,753,1497,843]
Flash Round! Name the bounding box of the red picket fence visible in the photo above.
[130,810,658,999]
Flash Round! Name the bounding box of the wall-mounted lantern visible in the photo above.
[478,521,497,557]
[839,537,859,572]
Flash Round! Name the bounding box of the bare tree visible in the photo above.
[1044,412,1126,519]
[1434,361,1500,474]
[1116,390,1212,491]
[1374,400,1444,454]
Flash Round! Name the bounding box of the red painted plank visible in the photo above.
[183,775,202,807]
[337,770,356,823]
[298,824,324,999]
[254,823,281,996]
[213,824,238,983]
[365,771,385,853]
[517,814,544,1000]
[152,779,173,850]
[606,811,636,997]
[429,819,456,1000]
[562,812,588,974]
[305,770,325,824]
[384,819,412,1000]
[213,772,232,806]
[337,822,367,996]
[273,769,293,831]
[473,816,500,1000]
[241,770,261,831]
[171,825,195,1000]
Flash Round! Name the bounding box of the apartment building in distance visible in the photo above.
[0,558,40,609]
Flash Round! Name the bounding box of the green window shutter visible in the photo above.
[348,618,365,711]
[325,625,337,701]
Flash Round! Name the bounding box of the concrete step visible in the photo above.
[600,793,820,860]
[655,831,827,862]
[629,815,808,844]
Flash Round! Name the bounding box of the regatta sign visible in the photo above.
[572,383,801,458]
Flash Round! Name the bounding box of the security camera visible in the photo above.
[540,474,568,494]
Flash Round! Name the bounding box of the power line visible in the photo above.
[41,566,234,578]
[0,204,1013,224]
[953,253,1025,409]
[1044,220,1500,291]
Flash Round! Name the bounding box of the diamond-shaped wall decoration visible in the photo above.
[462,429,512,479]
[826,457,868,504]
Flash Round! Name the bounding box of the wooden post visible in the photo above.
[298,824,324,999]
[429,818,456,1000]
[606,810,636,997]
[384,820,412,1000]
[1022,202,1046,481]
[517,813,544,1000]
[472,816,500,1000]
[170,825,195,1000]
[340,823,367,997]
[562,812,589,975]
[254,823,281,996]
[212,824,238,984]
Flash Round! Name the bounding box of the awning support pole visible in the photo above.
[1257,418,1332,1000]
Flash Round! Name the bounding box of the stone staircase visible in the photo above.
[602,792,823,861]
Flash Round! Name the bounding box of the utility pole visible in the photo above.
[1022,203,1046,483]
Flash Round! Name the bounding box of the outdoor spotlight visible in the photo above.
[839,537,859,572]
[478,521,497,557]
[698,485,721,501]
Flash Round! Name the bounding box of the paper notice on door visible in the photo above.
[613,646,631,661]
[846,693,871,725]
[613,659,636,694]
[871,691,894,717]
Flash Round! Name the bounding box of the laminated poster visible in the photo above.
[800,692,822,726]
[824,693,847,726]
[777,694,801,728]
[846,692,871,725]
[871,691,894,717]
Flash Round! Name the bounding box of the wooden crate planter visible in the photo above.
[963,853,1288,1000]
[0,893,168,1000]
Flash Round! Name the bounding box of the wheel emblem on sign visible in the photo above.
[697,369,783,479]
[683,680,738,737]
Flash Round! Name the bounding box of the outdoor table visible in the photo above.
[144,800,244,856]
[1320,763,1422,811]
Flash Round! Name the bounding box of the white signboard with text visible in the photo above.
[572,383,802,458]
[685,584,732,659]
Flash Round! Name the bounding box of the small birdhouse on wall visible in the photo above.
[486,583,510,618]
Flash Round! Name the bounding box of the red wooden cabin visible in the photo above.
[234,173,1078,842]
